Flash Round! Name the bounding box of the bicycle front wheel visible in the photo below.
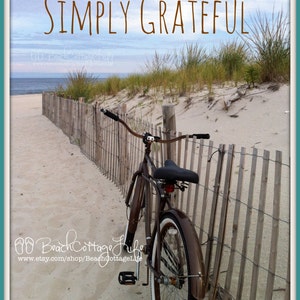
[150,210,206,300]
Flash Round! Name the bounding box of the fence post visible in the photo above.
[162,104,176,161]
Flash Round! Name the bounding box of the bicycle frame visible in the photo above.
[101,108,208,297]
[125,139,203,286]
[124,141,170,269]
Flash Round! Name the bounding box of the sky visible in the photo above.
[10,0,290,77]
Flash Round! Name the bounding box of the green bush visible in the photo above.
[218,41,247,82]
[174,44,207,71]
[64,69,94,101]
[244,64,261,87]
[242,10,290,82]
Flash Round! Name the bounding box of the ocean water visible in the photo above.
[10,78,68,96]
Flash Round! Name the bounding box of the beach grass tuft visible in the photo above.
[58,9,289,102]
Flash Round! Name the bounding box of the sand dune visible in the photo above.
[10,83,290,299]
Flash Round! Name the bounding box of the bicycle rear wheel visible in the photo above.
[150,210,206,300]
[124,175,145,251]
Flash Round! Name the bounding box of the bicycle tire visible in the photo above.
[124,175,145,251]
[150,210,206,300]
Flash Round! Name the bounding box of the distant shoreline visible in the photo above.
[10,77,107,96]
[10,78,67,96]
[11,93,43,98]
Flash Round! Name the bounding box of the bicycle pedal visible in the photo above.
[118,271,137,285]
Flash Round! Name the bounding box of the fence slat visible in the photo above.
[175,131,183,208]
[265,150,282,299]
[236,147,258,300]
[199,140,213,244]
[186,136,197,216]
[224,147,246,298]
[180,136,189,211]
[205,144,225,292]
[284,242,290,300]
[192,139,204,225]
[210,144,235,299]
[250,150,270,300]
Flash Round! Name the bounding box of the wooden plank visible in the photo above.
[265,150,282,299]
[177,131,183,166]
[250,150,270,300]
[204,144,225,291]
[67,99,72,137]
[199,140,213,243]
[154,125,160,168]
[91,106,94,160]
[224,147,246,297]
[159,127,164,167]
[284,242,290,300]
[99,109,104,171]
[174,131,183,209]
[119,104,128,185]
[86,106,90,159]
[180,136,189,211]
[186,136,197,216]
[104,114,109,174]
[110,121,118,181]
[236,147,258,300]
[92,105,96,162]
[210,144,235,299]
[192,139,204,225]
[107,117,111,177]
[112,117,117,182]
[95,103,101,167]
[42,93,45,116]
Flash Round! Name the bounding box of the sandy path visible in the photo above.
[10,94,150,299]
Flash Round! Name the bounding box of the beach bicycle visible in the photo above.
[101,109,210,299]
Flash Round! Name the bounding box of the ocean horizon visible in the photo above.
[10,78,68,96]
[10,74,127,96]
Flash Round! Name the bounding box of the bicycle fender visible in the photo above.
[162,209,206,299]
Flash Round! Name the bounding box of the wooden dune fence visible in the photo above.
[42,93,290,300]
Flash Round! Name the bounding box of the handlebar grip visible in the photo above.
[101,109,119,121]
[189,134,210,139]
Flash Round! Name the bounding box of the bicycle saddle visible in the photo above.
[153,159,199,184]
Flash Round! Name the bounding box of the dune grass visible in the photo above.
[241,10,290,82]
[58,10,289,102]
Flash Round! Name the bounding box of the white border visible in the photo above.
[5,0,10,299]
[5,0,296,299]
[290,0,296,298]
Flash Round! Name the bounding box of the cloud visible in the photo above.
[10,0,290,75]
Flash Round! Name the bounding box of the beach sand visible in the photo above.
[98,83,290,155]
[10,94,150,299]
[10,84,290,299]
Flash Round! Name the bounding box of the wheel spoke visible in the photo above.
[162,240,180,273]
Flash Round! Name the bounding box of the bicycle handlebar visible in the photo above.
[100,108,210,142]
[189,134,210,139]
[101,109,119,121]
